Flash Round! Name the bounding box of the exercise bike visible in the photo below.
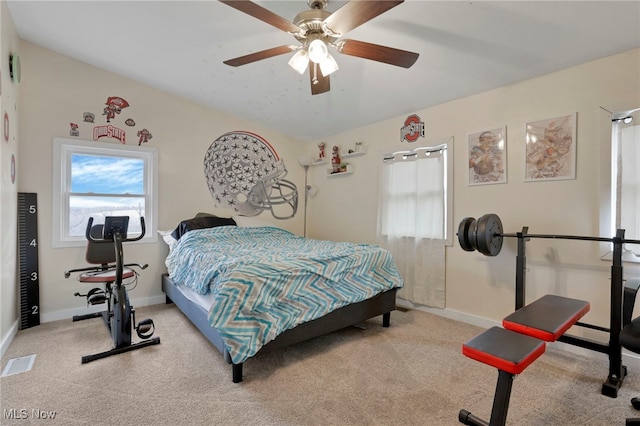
[65,216,160,363]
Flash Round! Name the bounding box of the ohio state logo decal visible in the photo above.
[400,114,425,143]
[93,125,126,143]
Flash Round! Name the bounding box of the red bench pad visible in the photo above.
[502,295,590,342]
[462,326,545,375]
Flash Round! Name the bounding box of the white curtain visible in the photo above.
[618,114,640,254]
[376,148,446,308]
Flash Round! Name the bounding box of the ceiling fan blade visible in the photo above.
[337,39,419,68]
[223,45,296,67]
[218,0,302,34]
[323,0,404,36]
[309,63,330,95]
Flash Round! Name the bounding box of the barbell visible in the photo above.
[458,213,640,257]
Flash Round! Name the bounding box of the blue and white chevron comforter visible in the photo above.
[165,226,403,364]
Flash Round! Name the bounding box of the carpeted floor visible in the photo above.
[1,303,638,425]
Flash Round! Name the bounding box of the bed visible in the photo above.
[160,215,403,383]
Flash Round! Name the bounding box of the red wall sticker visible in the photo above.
[93,125,126,143]
[68,95,154,145]
[137,128,152,145]
[103,96,129,123]
[3,112,9,142]
[400,114,425,143]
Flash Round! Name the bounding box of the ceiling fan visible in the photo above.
[219,0,419,95]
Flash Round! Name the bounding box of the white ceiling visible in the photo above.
[7,1,640,142]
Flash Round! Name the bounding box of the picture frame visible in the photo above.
[524,113,577,181]
[467,126,507,185]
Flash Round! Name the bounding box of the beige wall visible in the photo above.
[11,41,308,332]
[307,49,640,333]
[1,1,20,354]
[3,30,639,351]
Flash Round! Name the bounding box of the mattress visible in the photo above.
[174,281,215,311]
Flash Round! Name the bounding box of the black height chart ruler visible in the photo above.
[18,192,40,329]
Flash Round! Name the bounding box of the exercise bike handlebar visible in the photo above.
[64,217,148,278]
[85,217,146,243]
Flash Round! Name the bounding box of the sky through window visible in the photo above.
[71,154,143,194]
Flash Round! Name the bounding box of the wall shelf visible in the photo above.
[327,170,354,178]
[326,164,354,177]
[342,147,367,159]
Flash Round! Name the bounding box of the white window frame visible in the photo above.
[52,137,158,248]
[598,104,640,263]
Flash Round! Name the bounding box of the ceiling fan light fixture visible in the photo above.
[219,0,418,95]
[308,38,328,63]
[288,50,309,74]
[319,54,339,77]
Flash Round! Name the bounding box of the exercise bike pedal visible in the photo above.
[74,288,107,305]
[88,294,107,305]
[136,318,155,339]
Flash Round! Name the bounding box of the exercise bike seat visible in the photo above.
[78,267,135,283]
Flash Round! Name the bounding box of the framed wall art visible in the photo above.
[525,113,577,181]
[467,126,507,185]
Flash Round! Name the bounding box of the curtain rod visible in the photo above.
[383,144,447,162]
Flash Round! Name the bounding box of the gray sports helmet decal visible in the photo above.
[204,131,298,219]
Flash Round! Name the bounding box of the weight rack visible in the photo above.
[459,213,640,398]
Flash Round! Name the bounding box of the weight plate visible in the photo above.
[457,217,476,251]
[475,213,503,256]
[467,218,477,251]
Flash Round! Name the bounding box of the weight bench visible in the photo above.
[459,295,590,426]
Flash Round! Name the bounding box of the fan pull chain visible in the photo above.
[312,63,318,85]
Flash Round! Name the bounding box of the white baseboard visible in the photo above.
[398,298,640,371]
[1,320,19,358]
[397,299,501,330]
[1,295,166,357]
[40,294,167,323]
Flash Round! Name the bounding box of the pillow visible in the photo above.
[195,212,229,218]
[171,216,236,240]
[195,211,235,219]
[232,215,280,229]
[158,229,178,250]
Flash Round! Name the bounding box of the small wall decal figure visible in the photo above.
[137,128,152,145]
[70,122,79,137]
[102,96,129,123]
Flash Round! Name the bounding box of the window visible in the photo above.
[613,108,640,256]
[376,138,452,308]
[377,139,453,244]
[599,105,640,262]
[52,138,158,248]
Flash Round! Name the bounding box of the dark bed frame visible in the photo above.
[162,273,398,383]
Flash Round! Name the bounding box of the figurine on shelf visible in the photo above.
[348,141,363,154]
[318,142,326,161]
[331,145,341,173]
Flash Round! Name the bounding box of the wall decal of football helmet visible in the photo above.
[204,131,298,219]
